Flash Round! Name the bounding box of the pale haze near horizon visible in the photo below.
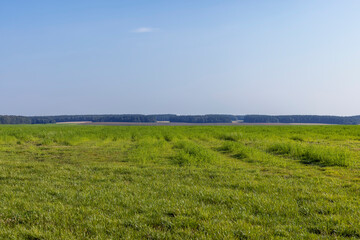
[1,0,360,116]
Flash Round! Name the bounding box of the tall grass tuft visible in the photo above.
[267,142,350,167]
[218,141,249,160]
[127,138,171,164]
[218,132,243,141]
[172,140,218,166]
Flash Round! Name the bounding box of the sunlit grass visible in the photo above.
[267,142,350,167]
[0,125,360,239]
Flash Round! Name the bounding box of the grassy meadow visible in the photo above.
[0,125,360,239]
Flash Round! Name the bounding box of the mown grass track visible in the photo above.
[0,125,360,239]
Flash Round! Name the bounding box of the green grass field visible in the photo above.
[0,125,360,239]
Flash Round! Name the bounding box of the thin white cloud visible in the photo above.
[132,27,158,33]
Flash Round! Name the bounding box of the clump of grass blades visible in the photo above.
[290,136,304,142]
[172,140,218,166]
[267,142,350,167]
[0,135,18,144]
[218,132,243,141]
[127,138,170,164]
[218,141,248,159]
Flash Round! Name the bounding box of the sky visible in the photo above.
[1,0,360,116]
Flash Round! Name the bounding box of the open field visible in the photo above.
[76,121,333,126]
[0,125,360,239]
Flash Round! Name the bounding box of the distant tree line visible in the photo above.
[0,116,32,124]
[244,115,360,125]
[0,114,237,124]
[213,115,244,121]
[148,114,177,121]
[0,114,359,125]
[31,115,156,123]
[151,114,244,122]
[0,115,156,124]
[169,115,233,123]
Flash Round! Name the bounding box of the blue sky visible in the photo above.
[1,0,360,116]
